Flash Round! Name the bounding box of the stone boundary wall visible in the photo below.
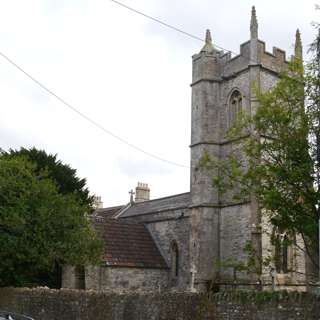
[0,288,320,320]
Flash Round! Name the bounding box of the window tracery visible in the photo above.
[274,233,289,274]
[228,90,243,127]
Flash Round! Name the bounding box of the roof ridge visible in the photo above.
[98,204,125,211]
[99,192,190,211]
[103,218,144,225]
[132,191,190,206]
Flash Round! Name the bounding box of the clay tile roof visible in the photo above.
[94,219,168,269]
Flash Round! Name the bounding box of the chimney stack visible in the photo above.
[135,182,150,203]
[93,195,103,209]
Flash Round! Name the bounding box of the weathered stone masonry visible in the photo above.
[189,7,306,290]
[1,288,320,320]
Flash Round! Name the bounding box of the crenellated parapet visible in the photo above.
[259,41,287,74]
[194,38,288,81]
[192,6,292,83]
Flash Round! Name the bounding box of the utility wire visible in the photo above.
[109,0,249,61]
[1,2,301,171]
[0,51,190,169]
[109,0,305,65]
[109,0,205,43]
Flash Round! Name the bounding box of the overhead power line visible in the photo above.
[0,51,189,169]
[109,0,305,65]
[109,0,245,60]
[2,2,302,171]
[109,0,205,43]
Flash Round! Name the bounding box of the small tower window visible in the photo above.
[171,241,179,278]
[228,90,243,127]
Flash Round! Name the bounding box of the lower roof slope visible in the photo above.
[94,218,168,269]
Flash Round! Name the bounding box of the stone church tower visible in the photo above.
[189,7,305,290]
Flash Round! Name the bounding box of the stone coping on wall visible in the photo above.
[1,287,320,320]
[1,286,320,302]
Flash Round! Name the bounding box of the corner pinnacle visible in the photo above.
[200,29,214,53]
[205,29,212,44]
[294,28,302,60]
[250,6,258,39]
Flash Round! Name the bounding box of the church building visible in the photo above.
[62,7,307,292]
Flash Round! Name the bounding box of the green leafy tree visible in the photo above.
[2,147,93,208]
[0,156,102,287]
[201,34,320,278]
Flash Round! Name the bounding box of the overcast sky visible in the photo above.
[0,0,318,207]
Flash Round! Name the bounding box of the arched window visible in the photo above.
[228,90,243,127]
[274,233,289,274]
[171,241,179,278]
